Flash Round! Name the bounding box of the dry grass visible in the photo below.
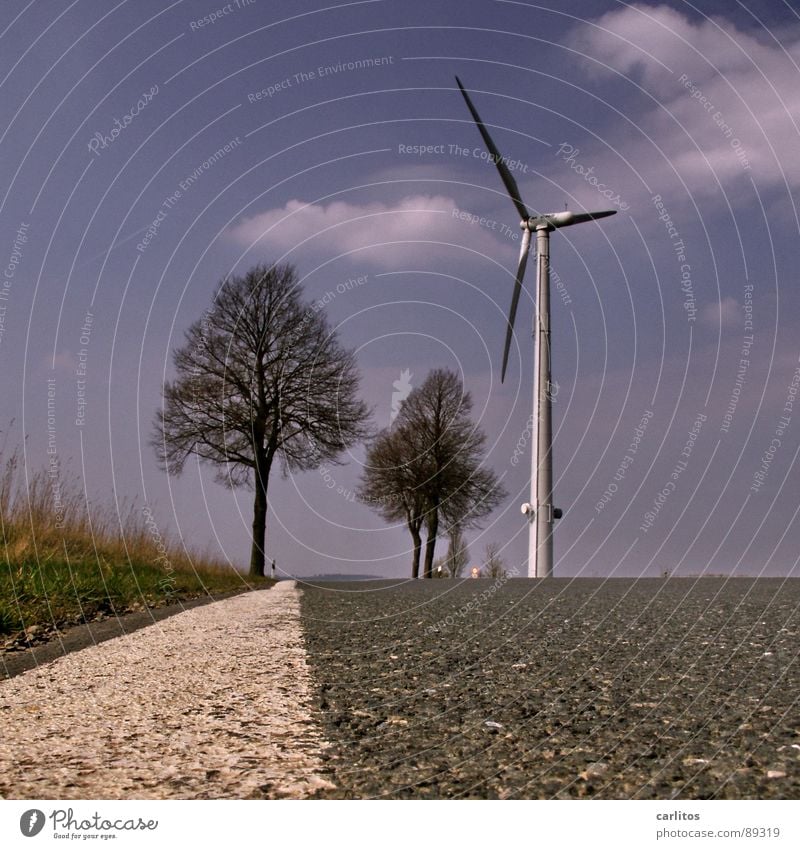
[0,442,267,637]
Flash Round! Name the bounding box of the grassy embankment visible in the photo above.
[0,447,271,639]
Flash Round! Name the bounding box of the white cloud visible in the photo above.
[49,349,77,374]
[227,194,510,269]
[568,4,800,194]
[700,295,740,328]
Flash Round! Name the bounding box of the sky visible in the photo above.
[1,0,799,579]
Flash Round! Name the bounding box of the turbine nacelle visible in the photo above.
[523,210,618,231]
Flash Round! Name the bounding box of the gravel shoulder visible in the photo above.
[300,577,800,799]
[1,587,267,681]
[0,581,335,799]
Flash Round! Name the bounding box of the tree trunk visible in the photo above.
[249,453,270,577]
[410,524,422,579]
[423,509,439,578]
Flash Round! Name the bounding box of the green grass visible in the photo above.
[0,558,270,638]
[0,440,270,638]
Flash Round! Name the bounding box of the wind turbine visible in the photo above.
[456,77,617,579]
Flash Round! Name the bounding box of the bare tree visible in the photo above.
[442,524,470,578]
[357,421,426,579]
[401,369,505,578]
[152,263,370,576]
[483,542,508,579]
[359,369,505,578]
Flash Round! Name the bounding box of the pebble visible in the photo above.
[581,762,609,780]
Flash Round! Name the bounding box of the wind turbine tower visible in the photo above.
[456,78,617,578]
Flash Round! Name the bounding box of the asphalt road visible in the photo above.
[299,577,800,799]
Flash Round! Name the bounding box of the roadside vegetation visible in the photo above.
[0,445,270,640]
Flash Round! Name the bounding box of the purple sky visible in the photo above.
[2,0,800,578]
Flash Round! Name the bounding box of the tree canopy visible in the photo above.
[359,368,505,577]
[153,262,370,575]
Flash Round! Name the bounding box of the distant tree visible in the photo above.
[399,369,506,578]
[359,369,505,578]
[482,542,508,579]
[442,524,470,578]
[357,421,427,579]
[152,263,370,577]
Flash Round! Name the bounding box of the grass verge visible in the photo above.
[0,442,270,639]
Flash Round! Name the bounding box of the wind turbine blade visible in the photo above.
[563,209,617,227]
[455,77,529,223]
[502,226,532,382]
[544,209,618,229]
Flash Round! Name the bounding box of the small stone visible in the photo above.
[484,720,504,729]
[580,762,609,780]
[766,770,786,779]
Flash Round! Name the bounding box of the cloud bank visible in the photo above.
[228,194,511,268]
[568,4,800,196]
